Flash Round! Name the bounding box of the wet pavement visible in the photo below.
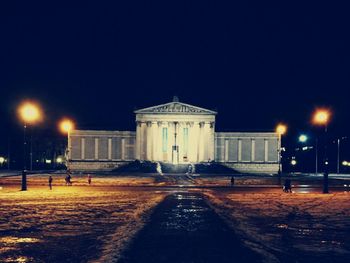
[118,192,261,263]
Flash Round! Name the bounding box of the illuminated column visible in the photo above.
[264,139,269,162]
[108,138,112,160]
[188,122,195,162]
[208,122,215,161]
[168,122,175,163]
[121,138,125,160]
[157,122,163,161]
[178,122,183,163]
[224,139,229,162]
[136,121,141,159]
[238,139,242,162]
[146,121,152,160]
[198,122,205,161]
[81,138,85,160]
[95,138,99,160]
[251,139,255,162]
[138,122,146,160]
[151,121,158,161]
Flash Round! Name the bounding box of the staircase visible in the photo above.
[159,163,192,174]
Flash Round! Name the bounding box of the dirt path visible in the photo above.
[118,192,261,263]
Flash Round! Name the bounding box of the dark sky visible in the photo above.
[1,2,349,157]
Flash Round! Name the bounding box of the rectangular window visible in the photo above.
[162,128,168,153]
[183,128,188,156]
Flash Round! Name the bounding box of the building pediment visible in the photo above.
[134,102,217,115]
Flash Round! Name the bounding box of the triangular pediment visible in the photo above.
[134,102,217,115]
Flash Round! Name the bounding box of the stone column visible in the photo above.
[187,122,195,162]
[264,139,269,162]
[224,139,229,162]
[141,122,147,160]
[208,122,215,161]
[151,121,158,161]
[94,138,99,160]
[121,138,125,160]
[157,122,163,161]
[251,139,255,162]
[135,121,141,160]
[146,121,152,160]
[238,139,242,162]
[198,122,205,161]
[81,138,85,160]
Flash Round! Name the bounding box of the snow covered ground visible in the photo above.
[205,190,350,263]
[1,173,350,262]
[0,181,166,263]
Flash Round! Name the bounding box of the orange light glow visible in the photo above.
[276,124,287,135]
[313,109,330,125]
[59,119,75,134]
[18,101,42,124]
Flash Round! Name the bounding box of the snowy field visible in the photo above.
[205,190,350,263]
[1,174,350,262]
[0,176,166,263]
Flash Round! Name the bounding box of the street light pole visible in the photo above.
[323,124,329,194]
[22,123,27,191]
[315,138,318,175]
[337,138,340,174]
[278,133,282,175]
[18,100,42,191]
[312,108,330,194]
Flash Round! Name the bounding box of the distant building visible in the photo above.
[69,97,280,173]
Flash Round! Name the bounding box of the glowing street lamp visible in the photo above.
[276,124,287,176]
[0,156,5,166]
[298,134,308,143]
[59,118,75,170]
[17,101,42,191]
[313,109,330,126]
[312,108,331,193]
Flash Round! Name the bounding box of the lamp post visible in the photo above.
[276,124,287,176]
[334,137,347,174]
[312,109,331,194]
[17,101,42,191]
[59,118,75,170]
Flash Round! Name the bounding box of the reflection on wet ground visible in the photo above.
[119,192,261,263]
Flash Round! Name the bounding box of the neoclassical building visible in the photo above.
[69,98,280,173]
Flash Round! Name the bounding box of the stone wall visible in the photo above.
[68,160,130,171]
[215,132,280,174]
[69,130,136,171]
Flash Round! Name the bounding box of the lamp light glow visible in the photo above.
[313,109,330,126]
[299,134,308,143]
[59,119,75,134]
[18,101,42,124]
[276,124,287,135]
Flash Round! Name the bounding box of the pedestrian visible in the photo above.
[48,175,53,190]
[88,174,92,185]
[283,179,292,193]
[230,176,235,186]
[66,169,72,186]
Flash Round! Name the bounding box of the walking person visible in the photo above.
[66,169,72,186]
[88,174,92,185]
[48,175,53,190]
[230,176,235,186]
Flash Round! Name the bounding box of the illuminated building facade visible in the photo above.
[69,98,280,173]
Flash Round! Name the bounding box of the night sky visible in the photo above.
[1,2,349,166]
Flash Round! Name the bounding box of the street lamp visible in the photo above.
[17,101,42,191]
[59,118,75,170]
[298,134,308,143]
[298,134,318,173]
[276,124,287,176]
[312,108,331,193]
